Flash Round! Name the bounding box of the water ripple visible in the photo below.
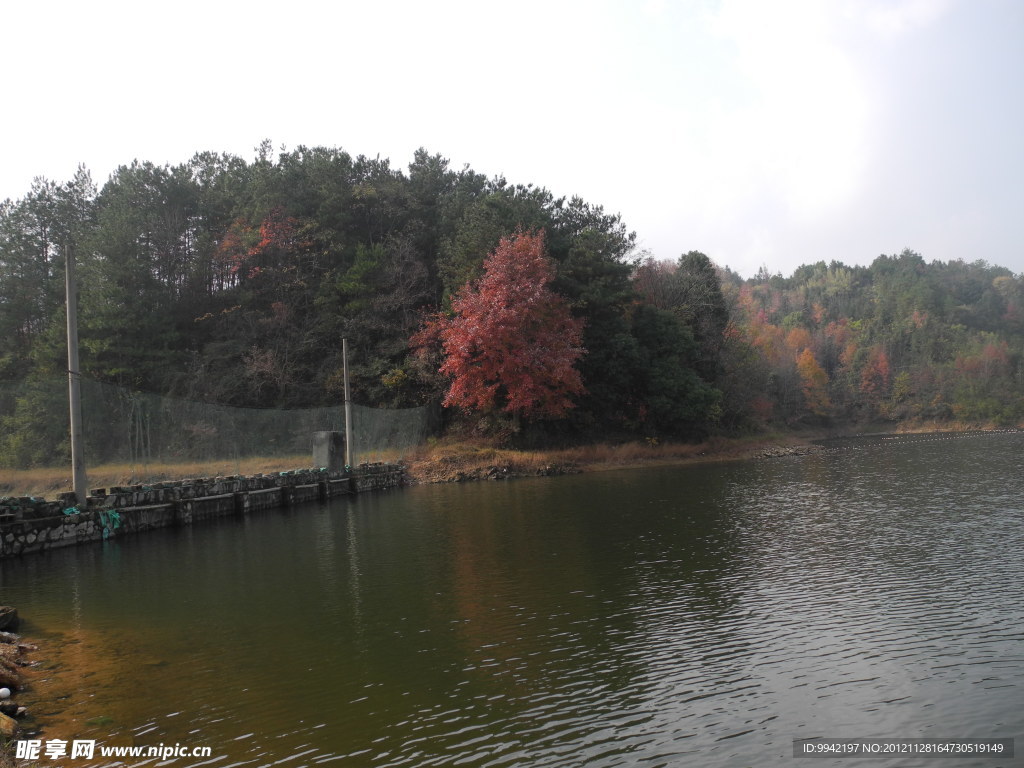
[4,433,1022,767]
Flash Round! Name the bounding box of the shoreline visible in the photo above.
[0,608,34,758]
[401,437,821,484]
[401,424,1020,485]
[2,422,1018,500]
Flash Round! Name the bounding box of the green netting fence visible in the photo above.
[0,375,436,481]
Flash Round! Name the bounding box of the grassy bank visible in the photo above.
[0,743,19,768]
[0,456,312,499]
[0,434,812,497]
[399,418,1019,483]
[3,420,1016,498]
[401,432,821,483]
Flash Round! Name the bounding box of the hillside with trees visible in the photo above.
[1,144,1022,468]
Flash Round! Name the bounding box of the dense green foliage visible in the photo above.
[1,145,1022,467]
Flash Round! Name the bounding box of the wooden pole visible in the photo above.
[65,245,87,505]
[343,338,354,469]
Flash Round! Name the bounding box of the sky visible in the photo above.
[2,0,1022,278]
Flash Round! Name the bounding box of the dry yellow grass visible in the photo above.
[0,743,23,768]
[893,419,1021,434]
[0,455,312,498]
[402,433,805,483]
[0,445,414,498]
[12,423,1005,498]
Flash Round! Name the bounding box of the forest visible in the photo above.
[1,143,1022,468]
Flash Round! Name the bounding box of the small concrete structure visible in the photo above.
[312,431,346,473]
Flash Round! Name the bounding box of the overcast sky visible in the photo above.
[3,0,1022,278]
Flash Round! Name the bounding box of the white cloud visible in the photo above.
[851,0,955,38]
[705,0,871,219]
[2,0,1021,280]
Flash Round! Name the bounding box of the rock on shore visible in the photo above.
[0,609,33,738]
[0,607,17,633]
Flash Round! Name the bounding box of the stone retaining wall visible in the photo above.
[0,463,406,559]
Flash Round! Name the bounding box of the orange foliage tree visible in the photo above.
[796,348,831,416]
[860,346,892,399]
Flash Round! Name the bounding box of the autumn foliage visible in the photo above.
[412,230,586,419]
[796,348,831,416]
[860,346,892,400]
[4,149,1024,472]
[216,207,300,282]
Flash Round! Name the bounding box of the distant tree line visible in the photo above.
[1,143,1021,466]
[711,252,1024,428]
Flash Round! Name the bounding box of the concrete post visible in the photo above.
[65,245,87,505]
[343,338,354,468]
[312,431,346,474]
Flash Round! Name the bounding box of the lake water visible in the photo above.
[2,432,1022,767]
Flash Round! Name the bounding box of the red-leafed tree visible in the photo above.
[215,206,300,284]
[412,229,586,420]
[860,346,892,400]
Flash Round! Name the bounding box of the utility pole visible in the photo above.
[65,245,87,505]
[343,338,354,469]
